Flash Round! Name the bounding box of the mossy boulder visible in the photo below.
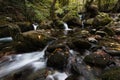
[101,67,120,80]
[93,13,112,27]
[8,23,21,41]
[0,24,11,38]
[84,50,113,68]
[16,22,33,32]
[72,39,91,50]
[103,27,115,36]
[14,30,54,52]
[84,18,94,26]
[47,48,69,70]
[65,17,82,27]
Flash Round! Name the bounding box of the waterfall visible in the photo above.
[63,22,71,31]
[0,43,49,78]
[79,14,85,29]
[32,23,39,30]
[63,22,72,35]
[0,37,12,43]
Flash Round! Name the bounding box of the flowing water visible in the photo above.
[0,42,49,78]
[0,37,12,43]
[32,23,39,30]
[79,14,85,29]
[0,30,100,80]
[63,22,72,35]
[0,39,68,80]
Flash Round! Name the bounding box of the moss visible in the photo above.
[93,12,112,27]
[101,67,120,80]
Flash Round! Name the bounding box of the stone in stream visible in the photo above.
[84,50,114,68]
[13,30,54,52]
[93,12,112,27]
[47,48,69,70]
[0,24,11,38]
[72,39,91,50]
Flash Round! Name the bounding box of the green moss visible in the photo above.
[101,67,120,80]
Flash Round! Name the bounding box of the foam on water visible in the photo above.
[32,23,39,30]
[0,44,49,78]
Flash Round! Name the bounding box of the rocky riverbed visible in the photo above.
[0,12,120,80]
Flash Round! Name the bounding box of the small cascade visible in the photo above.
[66,49,97,80]
[32,23,39,30]
[79,14,85,29]
[0,37,13,43]
[46,71,68,80]
[63,22,72,35]
[0,43,49,78]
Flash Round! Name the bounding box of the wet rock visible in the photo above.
[84,18,94,26]
[72,39,91,50]
[88,37,98,44]
[16,22,33,32]
[8,23,21,41]
[14,30,54,52]
[0,24,11,38]
[85,4,99,18]
[95,31,107,37]
[38,20,53,29]
[104,49,120,56]
[102,27,115,36]
[114,28,120,35]
[65,75,80,80]
[84,50,113,68]
[93,13,112,27]
[101,67,120,80]
[46,39,67,54]
[64,16,82,27]
[53,20,65,29]
[47,48,69,70]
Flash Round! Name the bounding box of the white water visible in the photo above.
[0,44,48,78]
[46,71,68,80]
[0,37,12,42]
[63,22,72,35]
[63,22,71,31]
[79,14,85,29]
[32,23,39,30]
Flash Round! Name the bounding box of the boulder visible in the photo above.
[72,39,91,50]
[101,67,120,80]
[93,13,112,27]
[47,48,69,70]
[0,24,11,38]
[16,22,34,32]
[14,30,54,52]
[84,50,114,68]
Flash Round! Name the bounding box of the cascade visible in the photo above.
[63,22,72,35]
[32,23,39,30]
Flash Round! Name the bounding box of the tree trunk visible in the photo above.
[50,0,57,21]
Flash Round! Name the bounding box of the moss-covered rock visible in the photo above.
[0,24,11,38]
[65,17,82,27]
[47,48,69,70]
[103,27,115,36]
[14,30,54,52]
[8,23,21,41]
[84,50,113,68]
[101,67,120,80]
[72,39,91,50]
[16,22,33,32]
[93,13,112,27]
